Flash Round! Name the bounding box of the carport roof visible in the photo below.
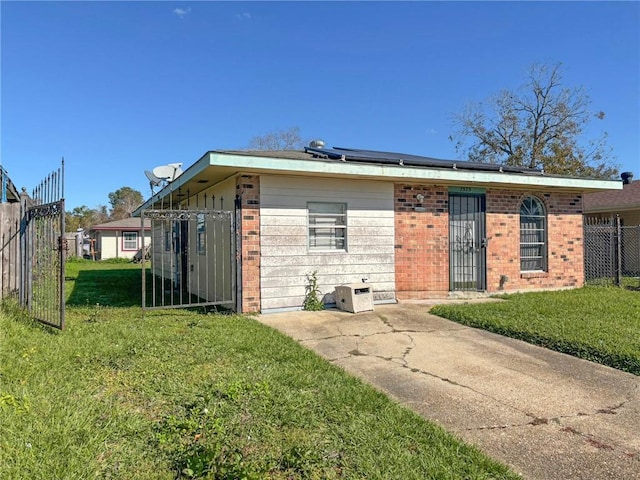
[134,147,622,214]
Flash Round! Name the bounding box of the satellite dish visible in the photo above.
[145,170,163,195]
[146,163,184,196]
[167,163,184,180]
[145,170,162,186]
[153,165,176,181]
[153,163,184,182]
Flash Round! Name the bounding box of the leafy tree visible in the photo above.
[451,63,618,179]
[108,187,144,219]
[66,186,143,231]
[65,205,108,231]
[247,126,307,150]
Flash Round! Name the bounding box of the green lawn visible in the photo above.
[0,261,518,480]
[431,286,640,375]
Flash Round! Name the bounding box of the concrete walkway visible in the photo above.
[257,303,640,480]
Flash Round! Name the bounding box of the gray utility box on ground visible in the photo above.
[335,283,373,313]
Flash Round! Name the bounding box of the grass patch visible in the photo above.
[66,261,143,307]
[0,263,518,479]
[431,287,640,375]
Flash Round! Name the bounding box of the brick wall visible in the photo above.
[395,184,585,299]
[394,184,449,298]
[236,175,261,312]
[486,190,584,293]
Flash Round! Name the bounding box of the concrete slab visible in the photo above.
[258,303,640,480]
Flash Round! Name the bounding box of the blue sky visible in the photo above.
[2,1,638,211]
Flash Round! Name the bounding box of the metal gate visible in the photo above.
[20,162,66,329]
[449,193,487,291]
[141,209,236,311]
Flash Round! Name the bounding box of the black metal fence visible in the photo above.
[0,161,66,329]
[141,209,236,311]
[584,216,640,286]
[20,162,66,328]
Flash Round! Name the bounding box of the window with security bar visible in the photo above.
[308,202,347,251]
[520,196,547,271]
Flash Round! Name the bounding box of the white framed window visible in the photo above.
[308,202,347,251]
[520,196,547,271]
[123,231,138,251]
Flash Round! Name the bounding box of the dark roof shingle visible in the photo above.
[583,181,640,212]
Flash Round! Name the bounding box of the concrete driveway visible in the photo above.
[257,303,640,480]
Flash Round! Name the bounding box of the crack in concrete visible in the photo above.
[346,345,635,440]
[377,312,444,334]
[472,419,546,431]
[299,333,346,343]
[559,425,638,457]
[595,401,626,415]
[301,316,637,459]
[401,334,416,366]
[371,317,636,427]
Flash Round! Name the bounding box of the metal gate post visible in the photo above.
[616,215,622,287]
[19,188,30,308]
[141,212,146,311]
[58,198,66,330]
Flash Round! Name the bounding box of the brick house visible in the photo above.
[134,146,620,313]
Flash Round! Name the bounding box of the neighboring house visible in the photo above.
[583,172,639,225]
[0,165,20,203]
[89,218,151,260]
[134,145,620,313]
[583,171,640,278]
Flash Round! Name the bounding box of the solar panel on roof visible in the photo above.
[304,146,543,175]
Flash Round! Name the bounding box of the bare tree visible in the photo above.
[451,63,618,179]
[247,126,307,150]
[108,187,144,219]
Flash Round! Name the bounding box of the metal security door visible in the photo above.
[449,193,486,291]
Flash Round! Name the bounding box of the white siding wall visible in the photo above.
[100,231,150,260]
[151,222,174,280]
[99,232,117,259]
[186,176,236,302]
[148,177,237,300]
[260,175,395,311]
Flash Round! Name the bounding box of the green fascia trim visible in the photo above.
[210,152,621,191]
[134,151,622,215]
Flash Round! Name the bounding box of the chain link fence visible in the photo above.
[584,216,640,286]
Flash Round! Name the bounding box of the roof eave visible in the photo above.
[133,151,622,215]
[583,204,640,214]
[208,152,622,190]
